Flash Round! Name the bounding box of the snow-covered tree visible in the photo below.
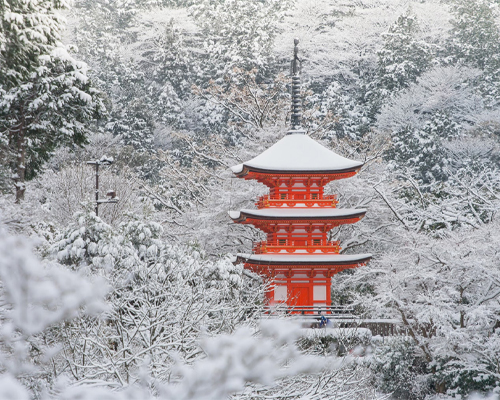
[371,337,430,399]
[336,220,500,396]
[189,0,292,77]
[379,65,485,169]
[46,211,266,386]
[0,0,66,86]
[0,0,103,201]
[0,225,108,395]
[1,1,500,399]
[0,224,354,400]
[192,68,289,132]
[447,0,500,105]
[447,0,500,71]
[377,11,434,94]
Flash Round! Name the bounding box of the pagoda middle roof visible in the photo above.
[236,253,372,266]
[231,133,363,175]
[229,208,366,222]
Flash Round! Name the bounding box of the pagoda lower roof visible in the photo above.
[231,133,363,176]
[235,253,372,266]
[229,208,366,222]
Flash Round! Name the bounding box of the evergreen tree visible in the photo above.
[190,0,292,77]
[371,338,430,400]
[0,0,65,86]
[448,0,500,70]
[386,112,460,185]
[377,11,433,94]
[0,0,103,201]
[447,0,500,105]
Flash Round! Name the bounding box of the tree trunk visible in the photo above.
[435,380,446,394]
[14,125,26,203]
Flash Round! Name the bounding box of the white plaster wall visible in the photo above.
[313,285,327,301]
[274,286,287,301]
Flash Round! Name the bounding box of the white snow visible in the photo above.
[231,133,364,174]
[301,327,372,342]
[228,210,241,220]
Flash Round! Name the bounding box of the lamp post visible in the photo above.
[86,156,119,217]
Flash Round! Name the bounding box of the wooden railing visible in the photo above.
[253,240,340,254]
[263,305,354,316]
[260,305,407,336]
[256,194,338,209]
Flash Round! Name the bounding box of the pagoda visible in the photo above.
[229,40,371,314]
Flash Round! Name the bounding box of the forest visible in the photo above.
[1,0,500,399]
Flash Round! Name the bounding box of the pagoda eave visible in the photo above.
[233,165,362,182]
[235,253,372,267]
[239,218,364,230]
[229,210,366,226]
[243,263,367,278]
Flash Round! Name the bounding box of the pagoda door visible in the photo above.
[290,286,310,308]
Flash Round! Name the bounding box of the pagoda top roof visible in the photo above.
[235,253,372,266]
[231,133,363,175]
[229,208,366,222]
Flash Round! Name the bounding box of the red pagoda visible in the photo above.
[229,40,371,313]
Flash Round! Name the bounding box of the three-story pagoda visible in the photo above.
[229,40,371,313]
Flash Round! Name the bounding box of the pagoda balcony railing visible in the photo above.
[256,194,338,209]
[253,240,341,254]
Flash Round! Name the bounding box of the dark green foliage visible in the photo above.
[434,360,500,398]
[447,0,500,70]
[447,0,500,104]
[377,12,433,93]
[0,0,103,200]
[386,124,445,185]
[0,0,66,87]
[385,111,463,184]
[371,338,431,400]
[0,52,103,193]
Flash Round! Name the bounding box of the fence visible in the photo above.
[260,305,408,336]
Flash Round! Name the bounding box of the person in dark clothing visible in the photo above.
[318,311,327,328]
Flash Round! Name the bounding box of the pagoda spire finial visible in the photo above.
[289,38,304,134]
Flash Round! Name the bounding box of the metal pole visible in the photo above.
[87,157,117,216]
[95,163,99,216]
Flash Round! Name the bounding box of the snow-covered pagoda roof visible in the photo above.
[235,253,372,266]
[231,133,363,175]
[229,208,366,222]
